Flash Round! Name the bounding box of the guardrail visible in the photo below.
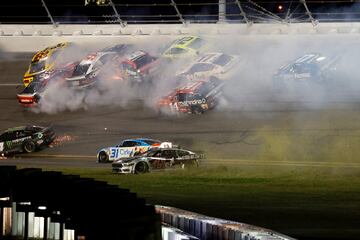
[156,205,296,240]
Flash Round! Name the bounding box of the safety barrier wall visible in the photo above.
[1,23,360,52]
[156,206,296,240]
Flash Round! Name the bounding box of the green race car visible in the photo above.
[0,125,55,155]
[162,36,205,59]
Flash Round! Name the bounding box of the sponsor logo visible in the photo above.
[178,98,206,107]
[12,136,31,144]
[294,73,311,79]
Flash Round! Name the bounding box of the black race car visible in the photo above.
[0,125,55,155]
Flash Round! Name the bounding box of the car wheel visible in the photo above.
[135,161,149,174]
[23,140,36,153]
[98,151,109,163]
[192,106,204,115]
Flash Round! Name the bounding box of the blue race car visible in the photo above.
[96,138,174,163]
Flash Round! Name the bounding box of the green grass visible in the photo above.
[42,165,360,240]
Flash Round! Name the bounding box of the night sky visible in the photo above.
[0,0,358,24]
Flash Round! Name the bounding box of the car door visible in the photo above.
[11,131,29,150]
[161,149,177,168]
[109,140,141,160]
[3,132,18,152]
[175,150,190,165]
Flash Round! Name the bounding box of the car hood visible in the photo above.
[113,156,142,164]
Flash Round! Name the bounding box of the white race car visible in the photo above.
[66,44,131,89]
[176,52,238,81]
[96,138,173,163]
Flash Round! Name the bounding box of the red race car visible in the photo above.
[17,62,78,107]
[157,76,224,114]
[120,50,160,84]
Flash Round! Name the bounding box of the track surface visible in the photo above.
[1,54,360,240]
[1,55,360,168]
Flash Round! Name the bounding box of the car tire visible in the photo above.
[98,151,109,163]
[23,140,36,153]
[135,161,149,174]
[192,106,204,115]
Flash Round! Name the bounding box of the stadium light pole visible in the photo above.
[41,0,57,27]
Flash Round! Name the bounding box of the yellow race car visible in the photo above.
[23,42,71,86]
[162,36,205,59]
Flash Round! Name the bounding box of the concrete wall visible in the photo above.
[1,23,360,52]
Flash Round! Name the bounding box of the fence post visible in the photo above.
[41,0,57,27]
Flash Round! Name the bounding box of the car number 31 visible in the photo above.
[110,149,119,159]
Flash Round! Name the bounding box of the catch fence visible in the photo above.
[1,0,360,27]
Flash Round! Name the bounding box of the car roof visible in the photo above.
[293,53,324,64]
[3,125,42,133]
[122,138,161,142]
[195,52,225,64]
[176,80,207,94]
[4,126,27,133]
[31,42,69,63]
[172,36,200,48]
[125,50,148,61]
[78,51,111,65]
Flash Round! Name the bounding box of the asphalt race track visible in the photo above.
[1,53,360,169]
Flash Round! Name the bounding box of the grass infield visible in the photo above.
[48,164,360,240]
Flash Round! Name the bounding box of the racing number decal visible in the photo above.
[110,149,119,159]
[0,142,3,152]
[33,50,49,62]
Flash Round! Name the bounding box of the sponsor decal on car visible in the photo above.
[178,98,206,107]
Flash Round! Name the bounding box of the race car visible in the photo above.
[97,138,173,163]
[112,148,200,174]
[157,76,224,114]
[176,52,238,81]
[120,50,160,84]
[273,53,340,91]
[17,61,77,107]
[162,36,205,59]
[66,44,131,89]
[23,42,71,87]
[0,125,55,155]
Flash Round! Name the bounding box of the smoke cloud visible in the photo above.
[17,32,360,114]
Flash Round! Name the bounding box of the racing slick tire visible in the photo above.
[98,151,109,163]
[191,106,204,115]
[23,140,36,153]
[134,161,149,174]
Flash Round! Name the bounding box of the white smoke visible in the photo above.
[25,32,360,114]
